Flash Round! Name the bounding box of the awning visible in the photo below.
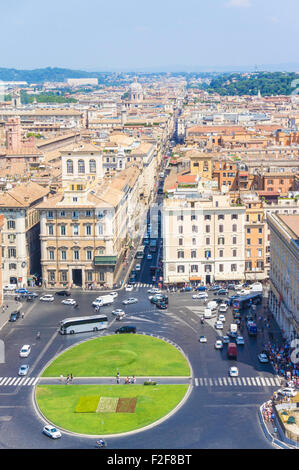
[94,256,117,266]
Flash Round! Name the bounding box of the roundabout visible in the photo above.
[35,334,192,436]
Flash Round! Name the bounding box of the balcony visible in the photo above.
[94,256,117,266]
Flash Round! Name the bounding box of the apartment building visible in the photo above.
[267,213,299,342]
[243,199,266,280]
[0,215,4,305]
[163,193,245,285]
[0,182,50,287]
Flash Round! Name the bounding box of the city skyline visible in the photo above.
[1,0,299,71]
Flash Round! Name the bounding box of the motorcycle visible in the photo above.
[96,440,107,448]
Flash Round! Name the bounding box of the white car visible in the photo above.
[215,321,224,330]
[148,288,161,294]
[236,336,245,345]
[109,291,118,298]
[19,345,31,358]
[18,364,29,376]
[222,335,230,344]
[215,340,223,349]
[61,298,76,306]
[3,284,16,291]
[218,314,226,323]
[43,425,62,439]
[192,293,208,299]
[126,284,134,292]
[199,335,207,343]
[92,300,103,307]
[219,304,228,313]
[229,367,239,377]
[40,294,54,302]
[135,264,141,271]
[277,388,297,398]
[122,297,138,305]
[147,254,152,260]
[258,353,269,363]
[112,309,125,316]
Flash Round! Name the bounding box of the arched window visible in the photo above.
[78,159,85,174]
[67,159,73,174]
[89,159,96,173]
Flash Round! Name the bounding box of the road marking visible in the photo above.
[18,378,26,386]
[264,377,271,386]
[218,378,223,386]
[242,377,246,386]
[209,378,213,386]
[275,378,281,386]
[8,378,18,386]
[223,377,227,386]
[269,378,276,386]
[199,378,204,386]
[204,378,208,386]
[232,378,237,386]
[227,378,232,386]
[14,378,21,386]
[27,377,35,386]
[2,378,11,386]
[22,378,30,386]
[247,377,252,386]
[32,377,39,386]
[260,377,266,386]
[214,378,218,386]
[237,378,242,386]
[194,378,199,387]
[255,377,261,386]
[251,377,257,386]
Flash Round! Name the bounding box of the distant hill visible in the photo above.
[0,67,107,84]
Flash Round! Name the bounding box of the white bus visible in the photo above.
[135,245,145,259]
[59,314,108,335]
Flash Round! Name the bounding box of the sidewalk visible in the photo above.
[0,295,23,331]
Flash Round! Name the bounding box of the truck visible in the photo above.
[247,321,257,336]
[227,342,238,359]
[93,294,115,307]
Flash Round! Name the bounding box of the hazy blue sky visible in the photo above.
[1,0,299,70]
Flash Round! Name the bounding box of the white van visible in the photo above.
[94,294,115,306]
[230,324,238,333]
[250,282,263,293]
[204,308,212,319]
[207,301,218,311]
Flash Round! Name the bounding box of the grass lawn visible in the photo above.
[36,384,188,435]
[42,334,190,377]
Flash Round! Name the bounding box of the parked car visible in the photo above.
[125,284,134,292]
[215,340,223,349]
[258,353,269,363]
[18,364,29,376]
[55,290,71,296]
[61,298,77,306]
[19,345,31,357]
[43,425,62,439]
[229,367,239,377]
[122,298,138,305]
[277,388,297,398]
[115,325,136,334]
[9,311,20,322]
[40,295,54,302]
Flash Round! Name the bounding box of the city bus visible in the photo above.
[135,245,145,259]
[232,292,262,313]
[59,314,108,335]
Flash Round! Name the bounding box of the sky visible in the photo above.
[1,0,299,71]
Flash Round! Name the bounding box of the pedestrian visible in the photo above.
[132,375,136,384]
[60,374,64,383]
[21,312,24,319]
[70,373,73,383]
[66,374,70,384]
[116,372,120,384]
[125,376,129,384]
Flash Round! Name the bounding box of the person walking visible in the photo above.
[70,373,73,383]
[21,312,24,319]
[60,374,64,383]
[116,372,120,384]
[66,374,70,384]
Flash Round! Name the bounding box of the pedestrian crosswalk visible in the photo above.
[0,376,39,387]
[124,283,153,289]
[194,376,280,388]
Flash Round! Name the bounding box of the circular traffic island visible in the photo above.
[35,334,191,436]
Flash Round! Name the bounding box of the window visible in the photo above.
[89,159,96,173]
[232,236,237,244]
[60,271,67,282]
[206,237,210,245]
[73,197,78,203]
[246,249,251,257]
[7,220,15,229]
[192,238,197,246]
[66,159,73,174]
[247,228,251,234]
[73,225,79,236]
[78,159,85,174]
[192,225,198,233]
[61,250,66,260]
[219,224,224,233]
[219,264,224,272]
[177,250,184,259]
[258,249,262,257]
[86,210,91,217]
[178,225,183,234]
[177,265,185,273]
[48,211,54,219]
[48,225,54,235]
[246,215,249,222]
[231,214,238,220]
[232,224,237,232]
[247,239,251,245]
[48,271,55,282]
[219,250,223,257]
[98,224,104,235]
[204,265,212,273]
[86,225,92,236]
[179,238,183,246]
[60,225,66,236]
[258,228,262,234]
[86,271,93,281]
[60,211,65,217]
[257,260,264,269]
[8,248,16,258]
[177,215,184,221]
[98,246,105,255]
[245,261,252,270]
[204,214,211,220]
[72,211,79,220]
[73,250,79,260]
[191,250,197,258]
[86,250,92,260]
[9,263,16,270]
[258,238,263,245]
[99,272,105,282]
[232,249,237,257]
[205,225,210,233]
[218,237,225,245]
[191,265,198,273]
[218,214,224,220]
[231,264,237,272]
[49,250,55,260]
[191,214,197,221]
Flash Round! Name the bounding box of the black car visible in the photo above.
[227,331,238,339]
[217,289,228,295]
[55,290,71,297]
[209,285,221,291]
[115,325,136,334]
[212,298,223,305]
[9,311,20,322]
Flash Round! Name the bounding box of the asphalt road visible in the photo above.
[0,281,277,449]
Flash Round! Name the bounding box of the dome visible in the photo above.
[130,77,143,92]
